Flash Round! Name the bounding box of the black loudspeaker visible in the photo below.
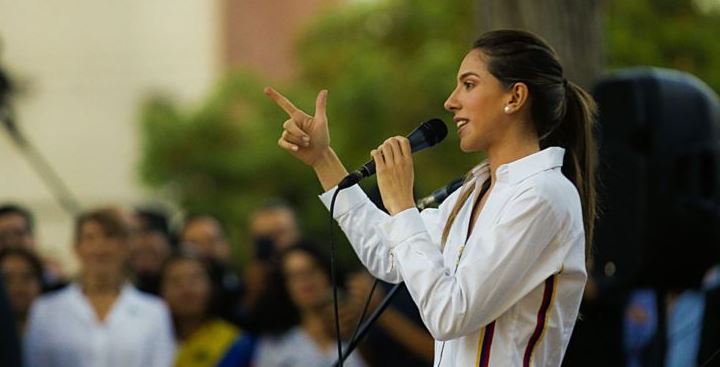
[592,68,720,292]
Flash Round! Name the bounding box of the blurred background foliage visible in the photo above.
[606,0,720,91]
[139,0,720,264]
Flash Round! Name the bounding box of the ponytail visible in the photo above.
[542,81,597,259]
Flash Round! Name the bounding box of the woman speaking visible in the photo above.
[265,29,596,366]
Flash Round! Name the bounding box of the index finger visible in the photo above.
[264,87,299,116]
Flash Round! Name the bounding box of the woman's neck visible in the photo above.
[301,309,333,349]
[80,273,124,296]
[486,133,540,183]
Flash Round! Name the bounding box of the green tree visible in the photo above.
[139,0,720,264]
[139,0,475,264]
[605,0,720,92]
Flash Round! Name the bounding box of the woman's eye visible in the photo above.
[463,82,474,90]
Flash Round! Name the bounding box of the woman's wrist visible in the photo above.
[312,148,349,191]
[387,199,415,216]
[311,147,337,169]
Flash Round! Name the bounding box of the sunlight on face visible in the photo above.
[444,49,511,153]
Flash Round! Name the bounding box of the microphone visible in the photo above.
[337,118,448,189]
[416,177,464,210]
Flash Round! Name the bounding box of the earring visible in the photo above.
[504,106,511,114]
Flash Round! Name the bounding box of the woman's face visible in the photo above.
[444,49,512,152]
[0,254,41,317]
[161,259,211,319]
[283,251,330,311]
[75,220,128,279]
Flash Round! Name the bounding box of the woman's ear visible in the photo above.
[504,82,529,114]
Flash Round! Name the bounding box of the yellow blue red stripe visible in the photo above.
[523,275,557,367]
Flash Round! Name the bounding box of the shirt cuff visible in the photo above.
[379,207,427,249]
[318,184,368,219]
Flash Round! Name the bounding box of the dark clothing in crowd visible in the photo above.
[699,287,720,366]
[0,279,22,367]
[562,294,626,367]
[363,282,431,367]
[234,265,297,334]
[134,273,162,296]
[207,260,247,326]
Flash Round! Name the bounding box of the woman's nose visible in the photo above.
[444,89,460,112]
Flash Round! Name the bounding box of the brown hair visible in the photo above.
[0,246,44,286]
[441,30,597,258]
[75,207,132,244]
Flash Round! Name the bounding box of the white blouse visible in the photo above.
[24,283,175,367]
[254,326,366,367]
[320,147,586,367]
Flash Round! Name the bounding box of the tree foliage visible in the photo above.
[139,0,475,263]
[604,0,720,92]
[139,0,720,263]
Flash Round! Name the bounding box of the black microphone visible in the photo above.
[416,176,464,210]
[337,118,448,189]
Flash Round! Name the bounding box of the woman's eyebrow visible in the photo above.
[458,71,480,80]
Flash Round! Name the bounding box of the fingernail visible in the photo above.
[302,136,310,142]
[292,145,299,151]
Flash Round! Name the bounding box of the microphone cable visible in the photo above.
[326,119,448,365]
[349,277,380,344]
[329,188,345,367]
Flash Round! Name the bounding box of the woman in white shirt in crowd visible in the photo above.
[251,243,366,367]
[24,208,175,367]
[265,29,597,366]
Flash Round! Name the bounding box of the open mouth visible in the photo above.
[455,118,469,129]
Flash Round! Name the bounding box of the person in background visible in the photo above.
[129,208,173,295]
[0,204,36,250]
[161,252,239,367]
[24,207,175,367]
[248,200,302,253]
[0,278,22,367]
[180,215,232,263]
[0,204,66,288]
[0,64,23,367]
[346,272,434,366]
[238,200,302,333]
[218,242,365,367]
[179,214,241,323]
[0,246,43,334]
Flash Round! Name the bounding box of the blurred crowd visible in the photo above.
[0,201,435,367]
[2,198,720,367]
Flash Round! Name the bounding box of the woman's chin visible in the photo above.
[459,139,480,153]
